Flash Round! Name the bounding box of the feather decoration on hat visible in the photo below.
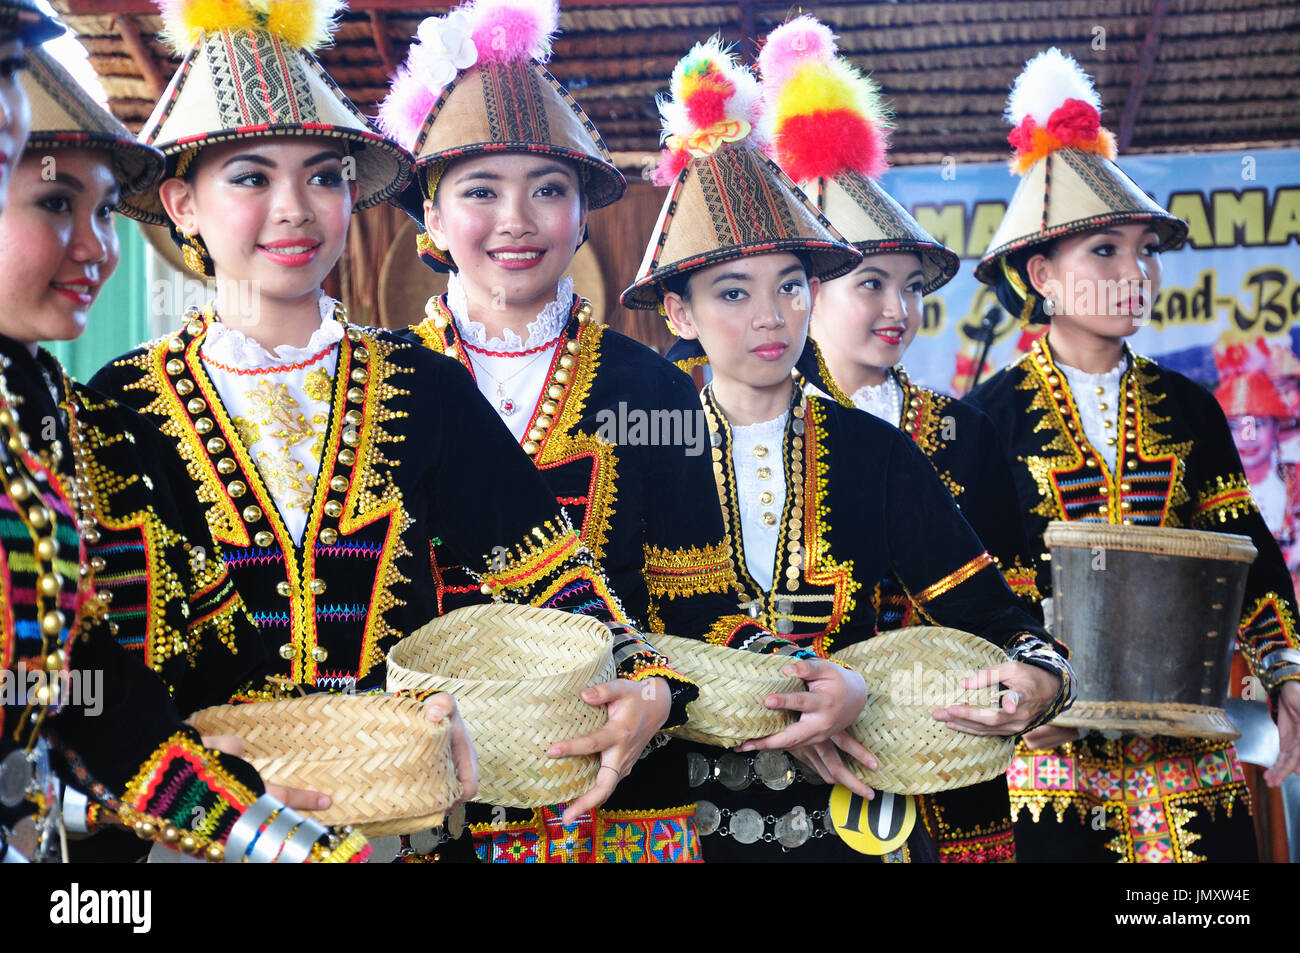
[757,14,890,184]
[158,0,344,54]
[378,0,558,152]
[650,36,763,187]
[1004,47,1117,174]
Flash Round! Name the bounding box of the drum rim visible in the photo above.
[1042,520,1258,563]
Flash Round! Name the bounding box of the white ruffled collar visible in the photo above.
[447,272,573,352]
[201,294,343,370]
[1054,353,1129,388]
[850,375,900,405]
[732,410,790,441]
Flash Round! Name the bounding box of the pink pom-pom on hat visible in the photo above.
[757,15,836,95]
[470,0,559,64]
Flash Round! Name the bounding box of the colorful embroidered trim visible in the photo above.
[1007,734,1249,863]
[470,803,702,863]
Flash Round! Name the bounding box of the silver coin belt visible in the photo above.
[365,803,467,864]
[688,750,832,851]
[687,749,825,792]
[694,803,833,850]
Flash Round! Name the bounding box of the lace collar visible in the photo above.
[201,294,343,370]
[446,272,573,352]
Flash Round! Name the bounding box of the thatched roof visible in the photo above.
[50,0,1300,167]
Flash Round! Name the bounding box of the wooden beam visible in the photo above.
[739,1,756,64]
[114,13,165,98]
[63,0,705,14]
[1117,0,1172,153]
[369,10,397,74]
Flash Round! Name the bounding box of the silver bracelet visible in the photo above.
[278,815,329,864]
[1261,647,1300,693]
[246,805,305,864]
[224,794,284,863]
[61,785,90,835]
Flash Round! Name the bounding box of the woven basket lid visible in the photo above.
[388,603,614,809]
[188,694,461,836]
[651,632,802,747]
[20,47,165,211]
[119,27,410,225]
[832,627,1015,795]
[0,0,63,45]
[620,142,860,311]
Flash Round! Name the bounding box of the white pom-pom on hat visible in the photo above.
[1004,47,1102,127]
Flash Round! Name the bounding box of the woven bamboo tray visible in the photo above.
[188,694,460,837]
[652,633,802,746]
[832,627,1015,795]
[388,603,614,808]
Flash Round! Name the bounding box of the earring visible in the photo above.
[1042,294,1057,317]
[182,233,212,277]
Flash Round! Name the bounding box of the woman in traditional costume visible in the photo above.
[89,0,693,861]
[621,38,1075,862]
[0,10,374,864]
[965,48,1300,862]
[378,0,872,863]
[760,15,1044,863]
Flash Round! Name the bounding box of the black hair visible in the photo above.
[993,238,1059,325]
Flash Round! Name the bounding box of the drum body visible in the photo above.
[1044,522,1255,739]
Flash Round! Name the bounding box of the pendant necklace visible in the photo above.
[464,344,556,418]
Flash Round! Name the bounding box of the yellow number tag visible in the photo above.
[827,785,915,855]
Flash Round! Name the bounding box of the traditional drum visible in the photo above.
[651,633,803,747]
[1043,522,1256,739]
[386,603,614,808]
[832,627,1016,794]
[188,694,461,836]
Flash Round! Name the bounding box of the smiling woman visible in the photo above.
[0,38,379,866]
[91,0,703,867]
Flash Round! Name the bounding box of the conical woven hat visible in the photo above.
[814,173,958,294]
[120,22,410,225]
[974,147,1187,284]
[21,47,164,211]
[974,48,1185,285]
[405,58,624,213]
[1,0,63,45]
[756,16,957,295]
[621,142,859,310]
